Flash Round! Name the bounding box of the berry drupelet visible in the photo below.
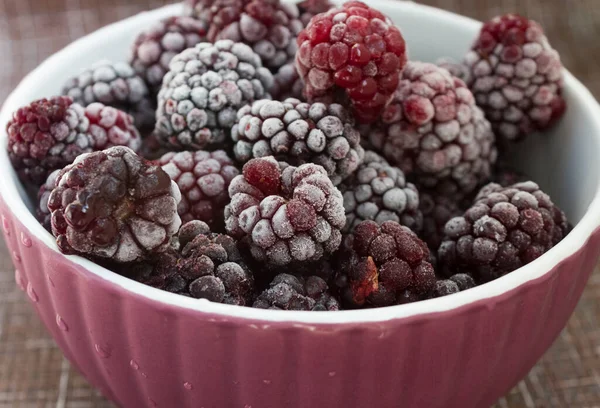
[85,103,142,152]
[183,0,303,72]
[231,98,364,185]
[364,61,497,199]
[335,220,436,308]
[225,156,346,266]
[296,1,407,123]
[158,150,239,228]
[254,273,339,310]
[338,151,422,233]
[438,181,569,282]
[129,16,208,96]
[62,61,155,131]
[155,40,274,151]
[465,14,565,142]
[47,146,182,263]
[7,96,93,186]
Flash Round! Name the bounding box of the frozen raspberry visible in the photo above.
[84,103,142,152]
[6,96,92,186]
[339,151,421,233]
[419,190,463,250]
[253,273,339,310]
[129,16,208,96]
[225,157,345,266]
[47,146,182,263]
[438,181,569,282]
[270,61,305,100]
[296,1,407,123]
[465,14,565,142]
[298,0,333,26]
[158,150,239,228]
[184,0,303,72]
[232,98,364,185]
[335,220,435,307]
[37,169,61,231]
[436,57,471,84]
[63,61,155,131]
[364,62,497,199]
[155,40,274,151]
[429,273,476,298]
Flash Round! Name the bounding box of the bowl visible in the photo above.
[2,2,600,407]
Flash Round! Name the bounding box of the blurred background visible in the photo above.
[1,0,599,407]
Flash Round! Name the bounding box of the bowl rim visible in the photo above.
[2,0,600,325]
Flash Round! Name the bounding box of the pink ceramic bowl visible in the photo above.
[2,2,600,407]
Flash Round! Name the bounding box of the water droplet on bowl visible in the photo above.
[12,251,21,262]
[20,232,32,247]
[148,397,157,407]
[141,372,148,378]
[263,380,271,385]
[27,283,38,303]
[95,343,111,358]
[130,360,139,370]
[48,275,55,287]
[2,215,10,235]
[14,269,25,291]
[328,371,336,377]
[56,315,68,331]
[183,382,193,390]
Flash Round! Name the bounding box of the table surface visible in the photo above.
[1,0,600,407]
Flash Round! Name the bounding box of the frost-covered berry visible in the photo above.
[438,181,569,282]
[436,57,471,84]
[364,61,497,199]
[339,151,421,233]
[47,146,182,263]
[465,14,565,142]
[158,150,239,228]
[184,0,303,72]
[296,1,408,123]
[155,40,274,151]
[37,169,61,231]
[85,103,141,152]
[129,16,208,95]
[63,61,155,131]
[429,273,476,298]
[253,273,339,310]
[231,98,364,185]
[335,220,435,307]
[225,156,346,266]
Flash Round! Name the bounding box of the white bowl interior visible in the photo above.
[2,1,600,323]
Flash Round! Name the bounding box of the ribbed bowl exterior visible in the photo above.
[2,195,599,408]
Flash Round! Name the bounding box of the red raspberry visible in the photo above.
[158,150,239,229]
[295,1,407,123]
[465,14,565,142]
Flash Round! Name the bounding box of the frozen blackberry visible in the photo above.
[63,61,155,131]
[270,61,304,100]
[225,156,346,266]
[336,220,435,307]
[158,150,239,228]
[298,0,333,26]
[429,273,476,298]
[129,16,208,95]
[155,40,274,151]
[339,151,421,233]
[436,57,471,84]
[85,103,142,152]
[6,96,92,186]
[253,273,339,310]
[37,169,61,231]
[232,98,364,185]
[465,14,565,142]
[364,62,497,199]
[47,146,182,263]
[438,181,569,282]
[296,1,407,123]
[184,0,303,72]
[419,190,463,250]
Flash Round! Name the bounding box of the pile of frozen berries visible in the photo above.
[7,0,571,310]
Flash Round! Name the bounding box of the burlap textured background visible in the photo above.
[0,0,599,406]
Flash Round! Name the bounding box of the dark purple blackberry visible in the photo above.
[465,14,565,142]
[253,273,339,310]
[270,61,304,100]
[339,151,422,233]
[364,61,497,200]
[231,98,364,185]
[155,40,274,151]
[85,103,142,152]
[183,0,304,72]
[428,274,476,298]
[6,96,92,186]
[158,150,239,228]
[298,0,334,26]
[438,181,569,282]
[37,169,61,231]
[47,146,182,263]
[225,156,346,266]
[129,16,208,95]
[63,61,155,131]
[419,190,463,250]
[335,220,436,308]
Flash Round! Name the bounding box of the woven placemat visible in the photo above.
[1,0,599,407]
